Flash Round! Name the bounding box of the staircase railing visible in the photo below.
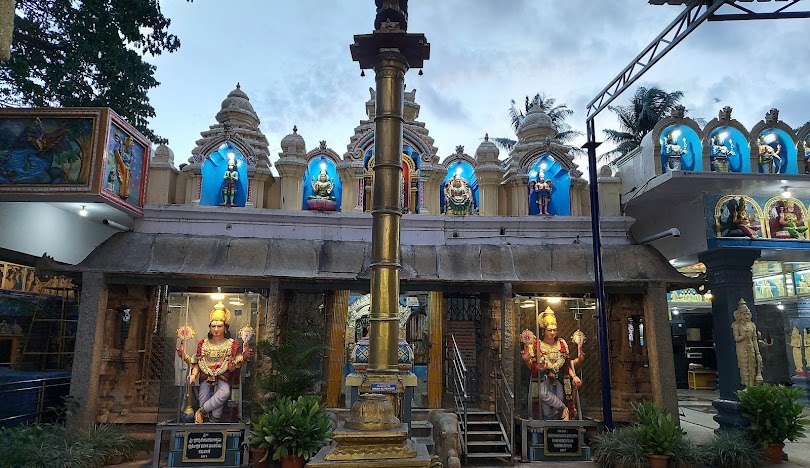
[449,334,468,455]
[494,358,515,464]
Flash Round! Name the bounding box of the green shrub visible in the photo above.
[671,437,706,468]
[249,395,333,461]
[703,430,762,468]
[591,426,648,468]
[0,423,135,468]
[632,400,682,457]
[736,383,809,448]
[257,331,329,405]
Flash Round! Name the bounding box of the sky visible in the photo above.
[146,0,810,172]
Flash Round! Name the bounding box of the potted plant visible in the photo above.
[703,430,762,468]
[591,425,647,468]
[671,436,706,468]
[736,383,809,464]
[250,396,333,468]
[632,401,683,468]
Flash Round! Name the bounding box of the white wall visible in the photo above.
[0,202,118,264]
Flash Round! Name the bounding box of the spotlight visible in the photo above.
[781,187,791,198]
[672,307,680,316]
[546,297,561,304]
[777,302,785,311]
[210,287,225,301]
[79,205,88,217]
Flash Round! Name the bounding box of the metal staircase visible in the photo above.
[449,334,513,465]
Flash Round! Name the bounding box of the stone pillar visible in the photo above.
[326,290,350,408]
[338,163,363,212]
[180,165,202,205]
[249,169,273,209]
[427,291,444,408]
[698,248,762,429]
[504,176,529,216]
[597,167,623,217]
[146,145,178,204]
[476,170,502,216]
[643,282,679,420]
[423,166,445,215]
[68,272,108,429]
[501,283,516,392]
[570,177,589,217]
[275,160,308,211]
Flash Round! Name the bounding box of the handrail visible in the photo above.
[0,376,71,425]
[449,335,468,457]
[494,358,515,464]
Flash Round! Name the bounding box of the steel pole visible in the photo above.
[583,117,613,430]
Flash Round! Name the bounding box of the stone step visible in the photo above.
[467,430,503,436]
[465,452,511,458]
[467,440,508,447]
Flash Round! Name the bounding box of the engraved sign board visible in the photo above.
[370,383,398,392]
[183,431,227,463]
[544,427,581,456]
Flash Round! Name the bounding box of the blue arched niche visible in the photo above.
[527,153,570,216]
[709,126,750,173]
[758,129,798,174]
[363,143,421,212]
[302,156,342,211]
[660,124,703,172]
[200,143,248,207]
[440,161,479,214]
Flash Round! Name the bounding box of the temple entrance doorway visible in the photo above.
[445,294,482,403]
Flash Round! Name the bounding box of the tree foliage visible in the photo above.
[0,0,191,144]
[493,93,583,155]
[601,86,684,163]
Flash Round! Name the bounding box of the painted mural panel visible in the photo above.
[757,129,797,174]
[668,288,710,304]
[102,122,147,206]
[794,270,810,295]
[754,275,787,300]
[709,126,750,173]
[0,117,96,186]
[528,153,570,216]
[660,124,702,173]
[440,160,478,215]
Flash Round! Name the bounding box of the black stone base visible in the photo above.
[712,399,747,431]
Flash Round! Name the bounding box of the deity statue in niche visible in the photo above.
[805,328,810,373]
[533,170,553,215]
[790,327,804,376]
[731,197,761,238]
[662,132,687,171]
[221,158,239,206]
[306,165,338,211]
[732,299,763,387]
[710,134,735,172]
[803,140,810,174]
[758,135,782,174]
[443,173,474,216]
[770,200,807,239]
[177,301,251,423]
[520,307,583,420]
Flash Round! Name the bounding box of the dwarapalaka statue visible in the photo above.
[222,158,239,206]
[732,298,763,387]
[520,307,583,420]
[177,301,251,423]
[534,170,553,216]
[443,173,474,216]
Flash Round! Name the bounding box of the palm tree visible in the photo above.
[492,93,583,154]
[601,86,684,163]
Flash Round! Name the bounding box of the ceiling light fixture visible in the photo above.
[777,302,785,311]
[671,308,680,316]
[210,287,225,301]
[781,187,791,198]
[79,205,88,217]
[546,297,561,304]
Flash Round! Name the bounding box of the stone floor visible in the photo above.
[106,389,810,467]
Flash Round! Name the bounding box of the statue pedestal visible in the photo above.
[308,422,432,468]
[151,422,248,467]
[346,372,417,426]
[519,419,596,462]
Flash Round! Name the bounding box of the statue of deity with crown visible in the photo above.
[221,158,239,206]
[758,135,782,174]
[534,170,553,215]
[710,134,734,173]
[307,165,338,211]
[177,301,251,423]
[443,173,474,216]
[663,132,687,172]
[520,307,584,420]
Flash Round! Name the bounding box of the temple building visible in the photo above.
[8,83,809,461]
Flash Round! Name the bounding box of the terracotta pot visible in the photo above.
[280,455,305,468]
[250,447,269,468]
[764,442,785,465]
[646,454,669,468]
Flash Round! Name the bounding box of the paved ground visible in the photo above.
[106,389,810,467]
